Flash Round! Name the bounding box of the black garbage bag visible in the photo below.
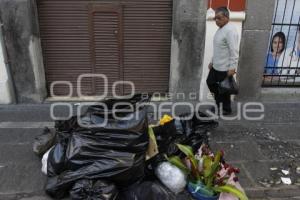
[33,127,56,156]
[79,94,151,127]
[119,181,193,200]
[70,179,118,200]
[153,112,217,156]
[86,94,151,116]
[55,116,79,133]
[47,131,70,177]
[46,106,149,198]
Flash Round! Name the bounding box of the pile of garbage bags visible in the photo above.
[33,94,218,199]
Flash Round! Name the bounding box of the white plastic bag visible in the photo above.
[155,162,187,194]
[41,147,53,175]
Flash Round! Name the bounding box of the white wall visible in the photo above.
[199,8,245,101]
[0,24,14,104]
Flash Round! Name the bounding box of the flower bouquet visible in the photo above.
[166,144,248,200]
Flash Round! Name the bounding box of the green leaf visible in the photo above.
[176,144,194,157]
[188,158,201,182]
[165,155,190,175]
[203,156,213,178]
[207,156,221,187]
[213,184,249,200]
[148,127,157,145]
[214,151,222,163]
[176,144,200,180]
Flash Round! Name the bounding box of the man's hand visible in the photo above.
[227,69,236,76]
[208,63,213,70]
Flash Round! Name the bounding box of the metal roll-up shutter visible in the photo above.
[38,1,92,96]
[89,4,123,96]
[123,0,172,94]
[37,0,172,97]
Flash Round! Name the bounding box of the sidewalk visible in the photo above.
[0,102,299,200]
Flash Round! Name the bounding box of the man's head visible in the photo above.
[214,7,230,28]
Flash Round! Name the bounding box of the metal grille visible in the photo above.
[262,0,300,87]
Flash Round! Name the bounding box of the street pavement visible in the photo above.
[0,102,300,200]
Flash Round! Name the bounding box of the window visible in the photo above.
[262,0,300,87]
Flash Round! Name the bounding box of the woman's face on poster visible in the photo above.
[272,36,284,53]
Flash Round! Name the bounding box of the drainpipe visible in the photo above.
[0,21,16,104]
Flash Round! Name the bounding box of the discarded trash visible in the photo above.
[281,169,290,175]
[166,144,248,199]
[70,179,118,200]
[153,112,217,156]
[45,95,150,198]
[159,114,173,125]
[120,181,193,200]
[259,180,271,188]
[33,127,56,156]
[281,177,292,185]
[41,147,53,175]
[270,167,278,171]
[32,94,224,199]
[155,162,187,194]
[296,166,300,174]
[47,132,70,177]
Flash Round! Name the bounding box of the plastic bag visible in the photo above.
[119,181,193,200]
[70,179,118,200]
[41,147,53,175]
[153,112,217,156]
[218,76,238,95]
[47,131,70,177]
[155,162,187,194]
[33,127,56,156]
[45,104,149,198]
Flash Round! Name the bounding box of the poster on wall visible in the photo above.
[264,0,300,85]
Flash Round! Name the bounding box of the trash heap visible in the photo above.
[33,94,247,200]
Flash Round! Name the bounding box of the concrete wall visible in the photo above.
[237,0,276,101]
[0,0,46,103]
[0,23,15,104]
[169,0,207,102]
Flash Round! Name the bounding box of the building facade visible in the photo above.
[0,0,285,104]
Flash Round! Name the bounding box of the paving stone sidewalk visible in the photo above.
[0,102,299,199]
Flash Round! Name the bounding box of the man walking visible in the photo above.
[207,7,239,115]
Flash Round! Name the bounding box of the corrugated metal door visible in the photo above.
[123,1,172,94]
[89,4,123,96]
[37,0,172,97]
[38,1,92,96]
